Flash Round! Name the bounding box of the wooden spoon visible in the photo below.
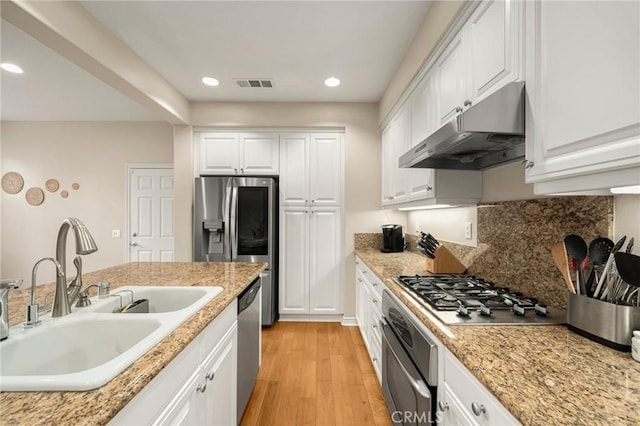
[551,242,575,293]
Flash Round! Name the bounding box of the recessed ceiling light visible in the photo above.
[324,77,341,87]
[202,77,219,87]
[1,63,24,74]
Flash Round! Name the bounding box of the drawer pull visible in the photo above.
[206,372,215,381]
[471,402,486,416]
[197,383,207,393]
[438,401,449,412]
[372,324,378,329]
[372,299,378,304]
[372,356,378,362]
[372,282,378,287]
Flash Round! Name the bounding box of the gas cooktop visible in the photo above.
[394,274,565,325]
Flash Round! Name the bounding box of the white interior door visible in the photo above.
[129,167,175,262]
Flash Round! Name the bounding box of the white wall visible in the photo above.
[1,121,173,285]
[183,102,406,317]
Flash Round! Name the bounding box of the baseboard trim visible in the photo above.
[278,314,343,322]
[341,316,358,326]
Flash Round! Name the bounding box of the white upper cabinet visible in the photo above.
[410,73,438,147]
[381,126,395,206]
[465,0,522,105]
[199,133,241,175]
[435,0,522,127]
[436,32,467,127]
[240,133,280,175]
[280,133,342,207]
[524,0,640,193]
[198,132,279,175]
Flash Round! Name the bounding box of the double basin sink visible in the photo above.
[0,286,223,391]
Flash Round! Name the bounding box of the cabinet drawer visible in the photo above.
[369,289,382,318]
[370,306,382,344]
[444,351,520,425]
[369,324,382,382]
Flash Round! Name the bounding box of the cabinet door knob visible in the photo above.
[372,282,378,287]
[197,383,207,393]
[372,356,377,362]
[372,299,378,304]
[464,99,472,107]
[522,160,535,169]
[426,186,433,192]
[129,242,138,247]
[240,168,244,174]
[206,372,215,381]
[471,402,486,416]
[438,401,450,412]
[455,106,463,113]
[234,168,238,174]
[372,323,378,329]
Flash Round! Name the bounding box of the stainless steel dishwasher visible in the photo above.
[237,275,262,423]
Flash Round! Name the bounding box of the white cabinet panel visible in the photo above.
[381,127,395,206]
[436,32,466,126]
[410,73,438,147]
[309,134,342,207]
[466,0,521,103]
[199,133,240,175]
[309,208,341,314]
[241,134,279,175]
[198,132,279,176]
[153,370,203,426]
[279,134,309,206]
[201,325,237,426]
[525,0,640,190]
[279,207,309,313]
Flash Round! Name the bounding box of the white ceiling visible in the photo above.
[1,1,431,121]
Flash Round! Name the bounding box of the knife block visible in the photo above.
[425,246,466,274]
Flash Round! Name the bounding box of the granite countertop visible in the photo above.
[355,248,640,426]
[0,261,267,425]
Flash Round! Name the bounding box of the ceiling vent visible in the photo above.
[234,79,273,88]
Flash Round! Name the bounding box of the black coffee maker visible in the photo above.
[381,224,404,253]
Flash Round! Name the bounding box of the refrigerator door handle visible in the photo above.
[230,180,238,261]
[223,178,233,261]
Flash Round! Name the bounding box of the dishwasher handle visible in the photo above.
[238,277,261,314]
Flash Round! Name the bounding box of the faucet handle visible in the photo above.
[0,279,22,289]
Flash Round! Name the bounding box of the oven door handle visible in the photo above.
[381,318,431,400]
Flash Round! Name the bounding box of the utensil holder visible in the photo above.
[566,292,640,351]
[425,246,466,274]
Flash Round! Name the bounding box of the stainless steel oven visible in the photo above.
[382,290,438,425]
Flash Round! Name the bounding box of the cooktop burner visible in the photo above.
[394,274,565,325]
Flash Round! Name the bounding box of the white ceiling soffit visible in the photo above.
[81,0,431,103]
[0,19,162,122]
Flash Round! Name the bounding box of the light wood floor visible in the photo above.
[240,322,393,426]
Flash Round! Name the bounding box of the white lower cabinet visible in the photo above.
[355,258,385,383]
[441,348,520,426]
[109,301,238,426]
[280,207,342,316]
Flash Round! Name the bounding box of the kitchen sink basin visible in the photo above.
[90,286,223,314]
[0,285,223,391]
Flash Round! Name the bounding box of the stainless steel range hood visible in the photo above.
[400,82,525,170]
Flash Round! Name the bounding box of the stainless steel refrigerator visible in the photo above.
[194,176,278,326]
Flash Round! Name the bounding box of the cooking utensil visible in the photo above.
[594,236,626,299]
[585,237,614,296]
[564,235,588,295]
[418,240,436,259]
[626,237,635,254]
[614,252,640,306]
[551,242,576,293]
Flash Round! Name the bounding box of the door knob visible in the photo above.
[129,242,138,247]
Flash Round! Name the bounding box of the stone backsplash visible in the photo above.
[359,196,614,310]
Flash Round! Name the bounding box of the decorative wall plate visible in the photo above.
[2,172,24,194]
[72,183,80,190]
[45,179,60,192]
[25,187,45,206]
[61,190,69,199]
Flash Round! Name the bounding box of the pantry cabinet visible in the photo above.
[524,0,640,193]
[198,132,279,175]
[109,301,238,426]
[280,133,342,207]
[280,206,341,315]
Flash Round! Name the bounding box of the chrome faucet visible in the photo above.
[26,258,63,328]
[1,279,22,341]
[52,218,98,317]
